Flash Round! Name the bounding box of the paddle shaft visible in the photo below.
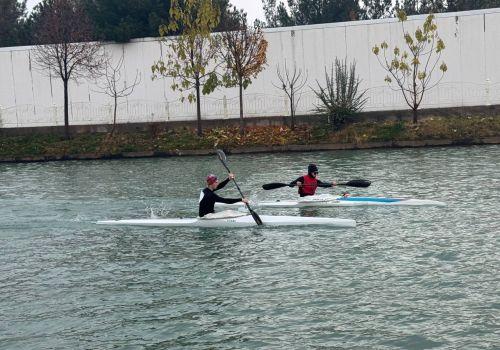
[262,179,371,190]
[217,150,263,225]
[298,183,359,187]
[219,161,246,198]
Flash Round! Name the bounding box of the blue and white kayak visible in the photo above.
[97,214,356,228]
[217,194,446,208]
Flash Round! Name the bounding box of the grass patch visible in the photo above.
[0,115,498,160]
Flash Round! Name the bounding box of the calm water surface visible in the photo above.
[1,145,499,349]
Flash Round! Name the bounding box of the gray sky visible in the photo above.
[26,0,40,11]
[230,0,265,24]
[26,0,265,24]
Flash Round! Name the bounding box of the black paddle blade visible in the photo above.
[342,179,371,188]
[262,182,291,190]
[249,208,263,225]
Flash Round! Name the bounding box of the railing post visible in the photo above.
[486,78,491,106]
[223,95,228,119]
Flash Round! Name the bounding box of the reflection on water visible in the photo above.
[298,207,323,217]
[0,145,499,349]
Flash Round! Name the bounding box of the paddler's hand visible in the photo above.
[296,181,302,187]
[241,198,249,203]
[228,173,235,180]
[332,181,336,186]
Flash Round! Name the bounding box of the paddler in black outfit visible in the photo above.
[199,174,248,217]
[289,163,336,197]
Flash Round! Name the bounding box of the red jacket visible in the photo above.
[299,174,318,196]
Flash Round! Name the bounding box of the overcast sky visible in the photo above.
[26,0,43,11]
[26,0,265,25]
[230,0,265,24]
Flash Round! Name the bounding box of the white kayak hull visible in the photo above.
[217,195,446,208]
[97,215,356,228]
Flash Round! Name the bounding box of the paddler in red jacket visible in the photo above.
[289,163,336,197]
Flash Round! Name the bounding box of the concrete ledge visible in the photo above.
[122,151,155,158]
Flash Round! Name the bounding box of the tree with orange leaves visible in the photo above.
[219,18,268,134]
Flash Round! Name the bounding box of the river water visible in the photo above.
[1,145,499,349]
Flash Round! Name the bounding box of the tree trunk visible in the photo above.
[239,82,244,135]
[63,79,69,139]
[196,80,202,137]
[290,91,295,130]
[412,108,418,124]
[412,75,418,124]
[112,95,117,134]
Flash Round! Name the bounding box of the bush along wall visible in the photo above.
[0,116,499,161]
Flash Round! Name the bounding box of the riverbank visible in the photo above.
[1,115,499,162]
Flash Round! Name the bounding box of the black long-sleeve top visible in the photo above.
[198,178,242,217]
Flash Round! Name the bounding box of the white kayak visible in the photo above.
[217,194,446,208]
[97,214,356,228]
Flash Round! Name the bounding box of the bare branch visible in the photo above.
[94,51,141,130]
[31,0,106,138]
[273,60,309,129]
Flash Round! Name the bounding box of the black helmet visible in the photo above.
[308,163,318,174]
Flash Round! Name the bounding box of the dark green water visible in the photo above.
[1,145,499,349]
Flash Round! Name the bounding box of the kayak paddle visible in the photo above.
[262,179,371,190]
[216,149,263,226]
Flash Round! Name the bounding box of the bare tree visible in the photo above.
[95,53,141,134]
[32,0,105,138]
[273,61,308,130]
[219,19,268,134]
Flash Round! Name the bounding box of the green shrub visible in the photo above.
[312,58,368,129]
[371,121,406,141]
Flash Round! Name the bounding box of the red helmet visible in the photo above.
[206,174,218,185]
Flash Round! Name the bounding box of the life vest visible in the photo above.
[299,174,317,196]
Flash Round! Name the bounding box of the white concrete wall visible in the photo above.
[1,8,500,128]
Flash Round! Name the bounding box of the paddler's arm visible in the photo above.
[215,173,234,191]
[289,176,305,187]
[317,180,337,188]
[213,192,246,204]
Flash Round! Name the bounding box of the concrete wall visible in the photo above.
[1,8,500,128]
